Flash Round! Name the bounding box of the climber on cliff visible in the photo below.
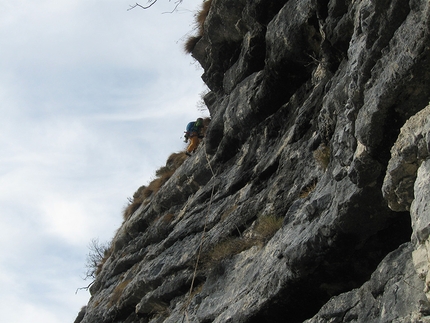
[184,118,204,156]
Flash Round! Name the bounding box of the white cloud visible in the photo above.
[0,300,61,323]
[40,197,95,245]
[0,246,90,322]
[0,0,205,321]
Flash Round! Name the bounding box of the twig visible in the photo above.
[162,0,182,14]
[128,0,184,13]
[127,1,158,11]
[75,281,95,294]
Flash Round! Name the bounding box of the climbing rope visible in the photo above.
[181,150,216,323]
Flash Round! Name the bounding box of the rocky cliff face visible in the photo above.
[76,0,430,322]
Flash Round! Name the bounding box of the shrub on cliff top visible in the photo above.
[122,152,187,220]
[184,35,202,54]
[165,151,188,170]
[196,0,212,34]
[184,0,212,53]
[84,238,112,279]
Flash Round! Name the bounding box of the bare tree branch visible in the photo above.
[75,281,95,294]
[163,0,182,14]
[128,0,184,12]
[83,238,111,281]
[128,1,158,11]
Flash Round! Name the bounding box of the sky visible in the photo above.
[0,0,207,322]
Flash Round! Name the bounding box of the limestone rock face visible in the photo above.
[77,0,430,322]
[383,105,430,213]
[305,243,430,323]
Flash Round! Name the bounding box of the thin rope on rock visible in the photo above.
[181,150,216,323]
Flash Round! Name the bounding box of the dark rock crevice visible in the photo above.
[248,213,412,323]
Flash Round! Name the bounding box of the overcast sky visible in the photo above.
[0,0,206,322]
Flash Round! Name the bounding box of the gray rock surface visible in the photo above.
[305,243,430,323]
[76,0,430,322]
[383,105,430,213]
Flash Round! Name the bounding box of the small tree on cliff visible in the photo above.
[84,238,111,280]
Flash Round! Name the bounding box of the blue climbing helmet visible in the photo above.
[186,121,194,132]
